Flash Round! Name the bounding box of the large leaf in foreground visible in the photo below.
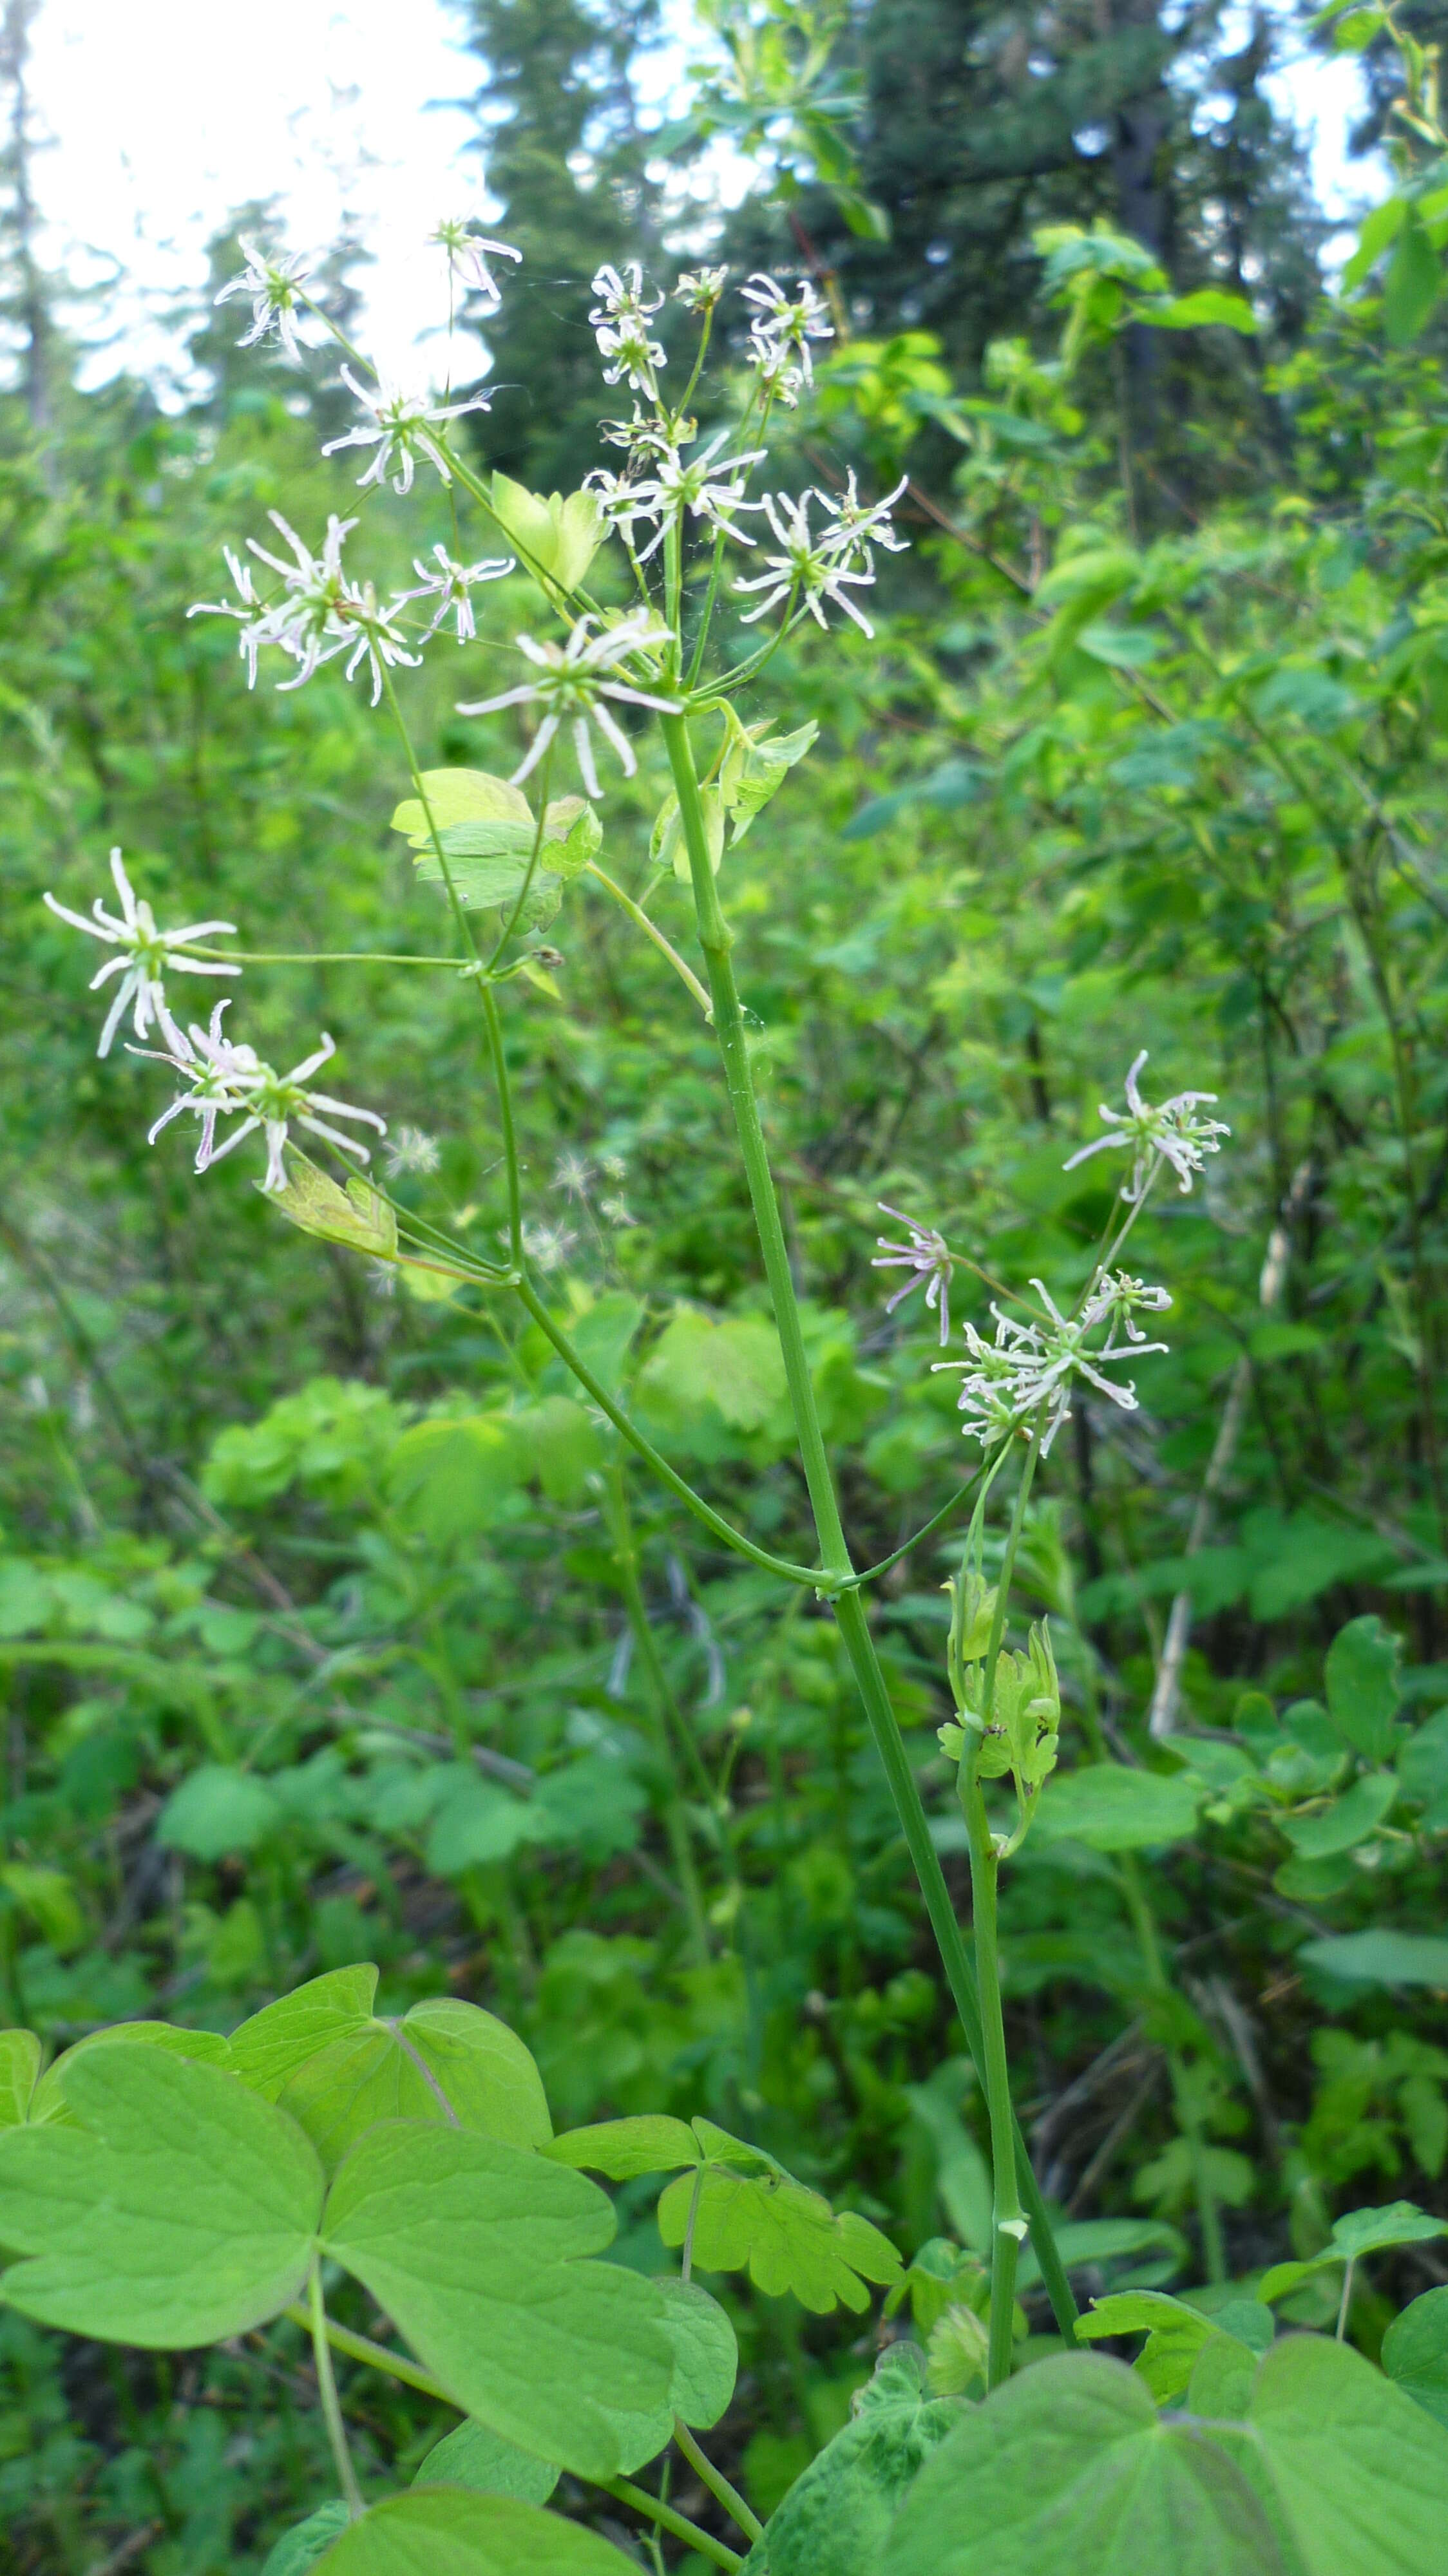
[744,2344,958,2576]
[316,2489,635,2575]
[1228,2333,1448,2574]
[279,1999,551,2172]
[880,2354,1284,2576]
[228,1967,381,2100]
[1382,2287,1448,2427]
[321,2125,673,2481]
[0,2047,323,2344]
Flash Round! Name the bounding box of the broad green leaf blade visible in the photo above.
[1239,2331,1448,2573]
[543,2116,700,2180]
[745,2344,958,2576]
[280,2002,551,2172]
[0,2047,323,2344]
[658,2277,738,2428]
[656,2166,900,2314]
[229,1968,381,2101]
[0,2031,40,2127]
[879,2353,1282,2575]
[267,1159,398,1259]
[314,2489,636,2575]
[1382,2286,1448,2425]
[1384,211,1442,345]
[262,2503,351,2576]
[1033,1764,1205,1850]
[30,2020,233,2127]
[321,2125,673,2480]
[1260,2201,1447,2298]
[390,771,531,849]
[1324,1617,1401,1762]
[1297,1929,1448,1989]
[415,2419,560,2505]
[1144,290,1258,332]
[1185,2332,1257,2418]
[1279,1773,1396,1858]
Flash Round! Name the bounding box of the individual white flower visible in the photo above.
[740,272,834,381]
[429,218,521,305]
[398,544,515,643]
[873,1202,953,1345]
[599,406,678,460]
[457,609,683,799]
[816,471,911,568]
[747,339,805,409]
[147,1009,385,1196]
[1062,1050,1231,1203]
[521,1220,578,1273]
[553,1150,593,1200]
[44,850,239,1058]
[734,491,878,636]
[189,547,262,683]
[600,1195,637,1227]
[589,262,666,392]
[598,1149,628,1183]
[676,266,728,312]
[214,238,311,365]
[385,1124,442,1177]
[609,426,767,563]
[321,366,493,495]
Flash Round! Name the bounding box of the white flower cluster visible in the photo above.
[1063,1050,1230,1203]
[429,219,521,307]
[741,272,834,408]
[935,1272,1172,1454]
[191,511,512,704]
[44,858,385,1195]
[590,263,667,395]
[321,366,493,496]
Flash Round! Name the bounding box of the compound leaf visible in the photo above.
[1234,2331,1448,2573]
[656,2165,900,2313]
[278,2000,551,2174]
[414,2420,560,2506]
[544,2116,701,2180]
[229,1968,381,2101]
[658,2276,738,2428]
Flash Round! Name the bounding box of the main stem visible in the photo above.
[661,712,1078,2343]
[960,1757,1022,2386]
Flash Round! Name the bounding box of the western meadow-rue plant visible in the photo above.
[31,224,1448,2576]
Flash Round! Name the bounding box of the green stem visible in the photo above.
[662,710,1078,2344]
[307,2267,363,2519]
[283,2305,450,2402]
[605,1460,713,1963]
[604,2479,743,2572]
[959,1756,1022,2387]
[672,2420,765,2546]
[1118,1855,1227,2286]
[515,1276,823,1586]
[584,860,712,1015]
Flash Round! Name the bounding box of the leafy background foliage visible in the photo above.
[6,0,1448,2565]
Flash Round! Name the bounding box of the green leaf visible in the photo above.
[488,477,604,592]
[158,1763,281,1861]
[1297,1930,1448,1989]
[389,1416,522,1544]
[512,1396,604,1504]
[267,1159,398,1260]
[656,2164,900,2314]
[638,1312,788,1438]
[544,2115,701,2179]
[1260,2201,1447,2299]
[321,2124,674,2479]
[1382,2287,1448,2426]
[718,710,819,844]
[1385,209,1443,345]
[0,2046,323,2344]
[415,2419,561,2505]
[0,1863,85,1953]
[0,2031,41,2126]
[1077,2290,1215,2403]
[277,1999,552,2175]
[1033,1763,1205,1851]
[1279,1772,1398,1857]
[312,2488,636,2575]
[745,2344,959,2576]
[426,1778,549,1877]
[1034,547,1138,609]
[1142,290,1258,332]
[879,2353,1281,2575]
[262,2503,352,2576]
[657,2276,738,2429]
[1185,2332,1258,2420]
[653,784,725,882]
[30,2020,233,2127]
[390,770,531,850]
[1324,1616,1402,1762]
[1343,194,1407,290]
[1228,2331,1448,2572]
[229,1967,381,2100]
[1015,2217,1187,2289]
[1076,624,1163,668]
